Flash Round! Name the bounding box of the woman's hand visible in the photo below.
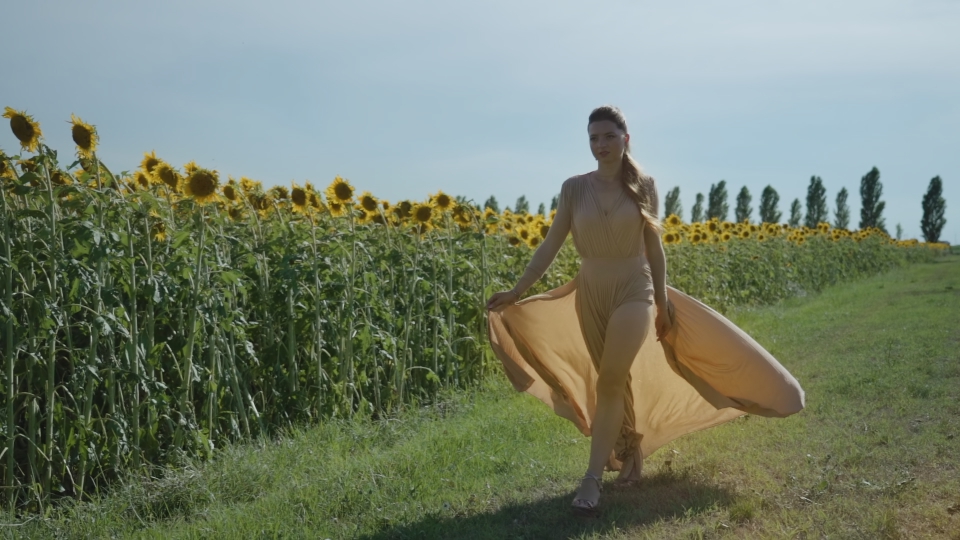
[486,289,520,311]
[654,298,675,342]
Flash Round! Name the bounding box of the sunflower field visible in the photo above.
[0,108,946,510]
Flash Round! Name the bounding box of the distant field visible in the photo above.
[6,255,956,539]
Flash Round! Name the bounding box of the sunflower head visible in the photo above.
[50,170,71,186]
[184,167,220,204]
[431,190,453,211]
[240,177,260,195]
[228,205,244,221]
[354,190,377,212]
[269,185,289,201]
[412,203,434,224]
[134,171,152,190]
[140,151,160,174]
[3,107,42,152]
[395,200,413,220]
[222,178,239,201]
[153,161,179,191]
[152,221,167,242]
[328,200,347,217]
[721,231,733,242]
[526,235,541,249]
[326,176,354,204]
[507,235,522,247]
[291,183,308,211]
[69,114,98,158]
[665,214,682,228]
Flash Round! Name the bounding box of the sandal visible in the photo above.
[570,472,603,517]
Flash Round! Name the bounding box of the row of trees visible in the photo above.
[478,168,948,244]
[662,168,948,243]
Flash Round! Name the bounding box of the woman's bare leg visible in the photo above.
[574,301,652,503]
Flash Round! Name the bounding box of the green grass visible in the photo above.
[5,256,960,539]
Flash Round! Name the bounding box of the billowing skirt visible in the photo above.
[487,265,805,476]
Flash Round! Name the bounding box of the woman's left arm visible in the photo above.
[643,184,672,340]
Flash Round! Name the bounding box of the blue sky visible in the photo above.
[3,0,958,241]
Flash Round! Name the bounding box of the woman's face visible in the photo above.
[588,120,629,165]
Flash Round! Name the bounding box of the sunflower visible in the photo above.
[152,221,167,242]
[756,233,767,242]
[308,191,325,213]
[739,229,752,240]
[517,226,531,241]
[412,203,433,224]
[291,183,308,212]
[50,170,71,186]
[707,220,720,233]
[690,232,703,244]
[526,235,542,248]
[270,185,289,201]
[721,231,733,242]
[69,114,98,158]
[395,200,413,220]
[507,235,522,247]
[328,200,347,217]
[140,151,160,174]
[153,161,179,191]
[3,107,42,152]
[326,176,354,204]
[502,220,514,233]
[134,170,152,190]
[662,232,678,244]
[721,221,734,231]
[0,151,14,180]
[240,177,260,195]
[482,207,497,222]
[665,214,682,228]
[358,191,378,213]
[222,178,239,201]
[431,190,454,212]
[228,206,244,221]
[184,167,220,204]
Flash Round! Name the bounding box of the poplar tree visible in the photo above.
[735,186,753,223]
[550,195,559,211]
[921,175,947,243]
[484,195,500,213]
[859,167,887,232]
[788,199,802,227]
[664,186,682,218]
[804,176,828,228]
[707,180,729,221]
[514,195,529,214]
[691,193,705,222]
[759,185,782,223]
[537,202,545,216]
[834,187,850,230]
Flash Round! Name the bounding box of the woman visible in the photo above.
[485,105,805,516]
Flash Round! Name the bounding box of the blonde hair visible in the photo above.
[588,105,662,233]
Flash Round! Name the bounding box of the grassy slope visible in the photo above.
[7,256,959,540]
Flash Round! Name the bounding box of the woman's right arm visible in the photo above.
[486,180,573,311]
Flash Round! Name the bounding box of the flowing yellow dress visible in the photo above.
[487,174,805,479]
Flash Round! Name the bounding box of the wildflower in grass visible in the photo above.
[154,162,179,191]
[222,178,239,202]
[326,175,355,204]
[70,114,98,158]
[431,190,453,212]
[141,151,160,174]
[358,191,378,213]
[184,167,220,204]
[3,107,43,152]
[291,183,308,212]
